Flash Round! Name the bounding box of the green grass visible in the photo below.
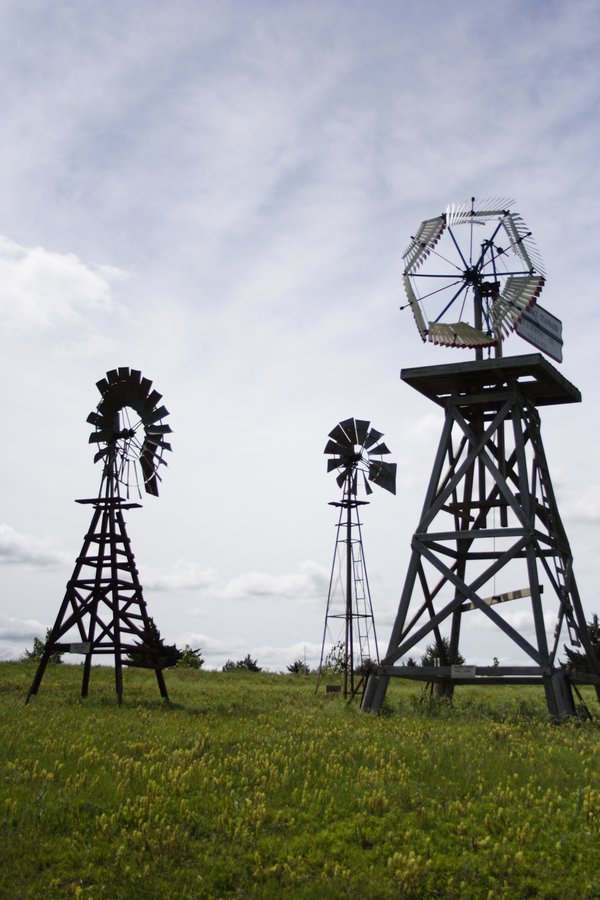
[1,662,599,898]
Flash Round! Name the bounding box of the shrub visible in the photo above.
[287,659,311,675]
[126,619,183,670]
[175,645,205,669]
[21,629,63,665]
[563,613,600,673]
[420,637,465,667]
[222,655,262,672]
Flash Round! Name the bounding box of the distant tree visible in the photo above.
[563,614,600,673]
[420,637,465,667]
[222,654,262,672]
[356,657,378,677]
[406,657,417,667]
[126,619,183,670]
[22,629,63,664]
[287,659,311,675]
[175,645,205,669]
[492,656,500,668]
[235,654,261,672]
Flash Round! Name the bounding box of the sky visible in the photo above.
[1,0,599,674]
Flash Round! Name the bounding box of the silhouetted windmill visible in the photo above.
[27,367,173,705]
[317,418,396,700]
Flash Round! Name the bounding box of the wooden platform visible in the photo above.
[401,353,581,408]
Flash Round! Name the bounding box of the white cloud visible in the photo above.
[0,612,48,661]
[0,612,47,641]
[54,332,120,360]
[0,524,69,568]
[0,236,125,330]
[219,561,328,603]
[559,485,600,524]
[141,560,218,592]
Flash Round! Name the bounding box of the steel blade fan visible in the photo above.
[87,367,173,498]
[324,417,396,497]
[402,197,545,350]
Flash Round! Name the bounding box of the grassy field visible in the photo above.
[1,662,599,899]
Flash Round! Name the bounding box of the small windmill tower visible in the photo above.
[363,199,600,719]
[317,418,396,700]
[26,368,173,705]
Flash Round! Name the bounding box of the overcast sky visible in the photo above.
[1,0,599,673]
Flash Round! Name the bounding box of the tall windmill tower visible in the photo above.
[362,199,600,719]
[27,368,173,705]
[317,418,396,700]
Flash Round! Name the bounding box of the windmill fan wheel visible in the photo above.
[87,367,172,497]
[403,197,546,348]
[324,417,396,496]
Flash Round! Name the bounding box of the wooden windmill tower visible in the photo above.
[362,199,600,719]
[26,368,173,705]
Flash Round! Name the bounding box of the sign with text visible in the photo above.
[451,665,477,679]
[68,642,91,654]
[516,304,563,363]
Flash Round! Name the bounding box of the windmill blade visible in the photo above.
[403,215,445,272]
[93,446,112,464]
[144,437,172,452]
[96,377,110,396]
[117,366,130,381]
[140,377,153,397]
[369,461,397,495]
[324,439,353,457]
[140,452,161,496]
[336,470,348,489]
[143,405,169,425]
[362,472,373,495]
[352,472,358,496]
[370,441,391,455]
[86,411,105,428]
[339,418,358,445]
[106,369,120,384]
[355,419,370,446]
[145,389,163,409]
[327,458,343,473]
[146,423,173,435]
[363,427,383,449]
[88,430,117,444]
[328,423,353,448]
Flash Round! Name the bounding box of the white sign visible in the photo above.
[451,665,477,679]
[68,642,91,654]
[516,304,563,363]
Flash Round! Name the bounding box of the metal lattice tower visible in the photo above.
[26,368,172,704]
[317,418,396,700]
